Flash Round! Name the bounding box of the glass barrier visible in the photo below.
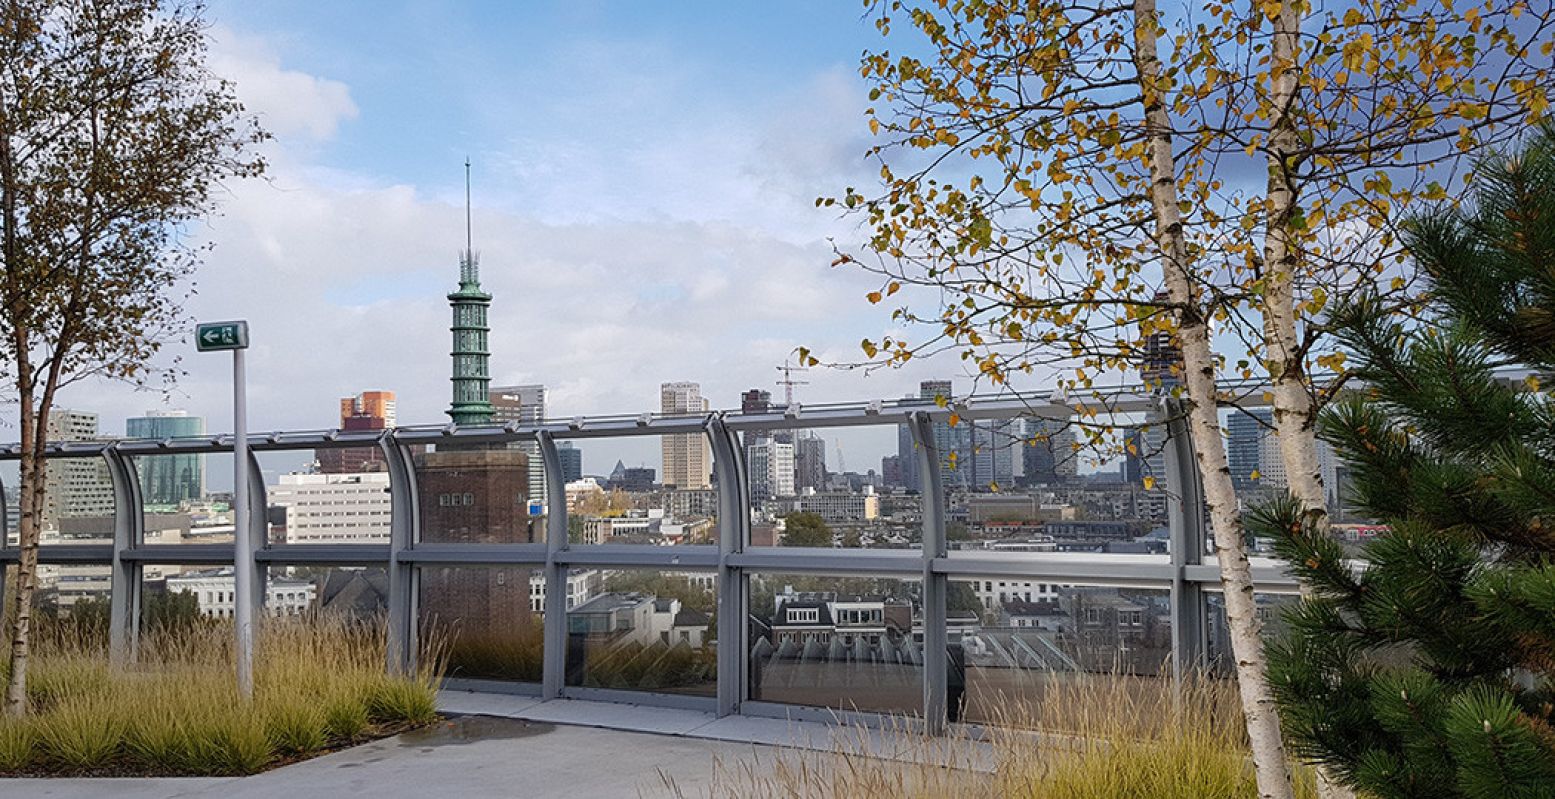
[415,443,545,544]
[949,579,1171,727]
[420,565,545,683]
[747,572,923,715]
[259,451,391,545]
[132,453,232,546]
[565,567,716,696]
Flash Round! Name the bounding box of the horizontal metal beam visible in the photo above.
[0,544,115,564]
[398,543,549,566]
[933,554,1176,587]
[728,547,925,576]
[557,545,719,569]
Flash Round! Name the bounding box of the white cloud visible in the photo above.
[206,25,358,142]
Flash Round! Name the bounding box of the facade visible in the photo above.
[166,567,316,618]
[880,455,902,488]
[1021,417,1077,485]
[969,418,1016,489]
[42,410,116,531]
[793,433,826,492]
[267,472,392,544]
[660,382,711,489]
[558,442,583,484]
[126,410,205,507]
[746,437,795,500]
[1226,406,1341,506]
[340,391,397,428]
[895,420,921,491]
[774,487,880,523]
[528,568,604,613]
[740,389,772,414]
[607,461,657,492]
[415,448,532,544]
[490,384,548,505]
[320,392,395,474]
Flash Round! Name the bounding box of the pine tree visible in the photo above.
[1254,125,1555,798]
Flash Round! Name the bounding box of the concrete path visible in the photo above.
[4,716,779,798]
[3,692,990,798]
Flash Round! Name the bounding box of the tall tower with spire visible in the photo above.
[447,159,494,424]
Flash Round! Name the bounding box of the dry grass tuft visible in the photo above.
[0,613,442,776]
[660,671,1318,799]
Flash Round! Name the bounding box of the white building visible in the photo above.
[528,568,604,613]
[166,567,316,618]
[747,438,795,500]
[775,487,880,522]
[490,384,547,506]
[267,472,391,544]
[972,578,1068,612]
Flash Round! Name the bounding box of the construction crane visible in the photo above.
[776,361,809,407]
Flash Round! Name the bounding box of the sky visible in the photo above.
[5,0,1053,480]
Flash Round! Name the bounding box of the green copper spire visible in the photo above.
[447,159,493,424]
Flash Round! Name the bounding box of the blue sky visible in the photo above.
[10,0,1015,481]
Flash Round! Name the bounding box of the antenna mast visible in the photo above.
[464,157,472,255]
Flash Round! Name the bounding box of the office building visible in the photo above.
[127,410,205,507]
[747,437,795,500]
[268,472,391,544]
[320,392,395,474]
[660,382,711,489]
[1022,417,1078,485]
[794,433,826,492]
[558,442,583,484]
[41,410,116,530]
[491,384,548,504]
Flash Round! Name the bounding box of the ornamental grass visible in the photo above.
[0,611,441,776]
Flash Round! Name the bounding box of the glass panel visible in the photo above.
[568,434,714,548]
[949,580,1172,727]
[1205,592,1301,678]
[133,453,234,545]
[142,563,227,630]
[747,572,923,715]
[415,443,544,544]
[420,565,545,682]
[566,568,716,696]
[23,456,116,544]
[741,423,902,549]
[12,563,110,649]
[259,451,391,545]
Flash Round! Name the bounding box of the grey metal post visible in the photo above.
[232,348,255,698]
[539,431,568,700]
[1163,398,1207,686]
[106,447,143,667]
[708,416,748,717]
[909,412,949,734]
[382,437,418,675]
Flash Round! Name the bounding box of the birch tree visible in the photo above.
[0,0,265,716]
[826,0,1553,788]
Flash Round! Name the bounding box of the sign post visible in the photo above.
[196,320,253,697]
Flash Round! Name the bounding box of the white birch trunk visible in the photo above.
[1134,1,1295,796]
[1261,1,1351,795]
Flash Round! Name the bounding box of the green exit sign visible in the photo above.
[195,320,249,352]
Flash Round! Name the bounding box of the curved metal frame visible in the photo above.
[0,395,1308,734]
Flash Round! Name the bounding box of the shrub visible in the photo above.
[34,695,122,772]
[265,700,328,757]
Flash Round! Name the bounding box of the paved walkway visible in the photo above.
[3,692,988,798]
[7,716,778,798]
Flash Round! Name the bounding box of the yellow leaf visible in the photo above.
[866,291,882,304]
[1142,476,1156,490]
[1250,469,1261,481]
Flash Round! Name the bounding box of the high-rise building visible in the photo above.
[969,418,1016,490]
[793,433,827,491]
[126,410,205,507]
[1022,417,1077,485]
[491,384,547,505]
[741,389,772,414]
[660,382,711,489]
[880,454,902,488]
[747,437,795,500]
[558,442,583,484]
[919,380,975,493]
[895,418,921,491]
[42,410,116,530]
[1227,409,1269,489]
[340,391,396,428]
[319,391,395,474]
[1140,292,1184,392]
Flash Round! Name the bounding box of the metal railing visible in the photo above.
[0,391,1299,733]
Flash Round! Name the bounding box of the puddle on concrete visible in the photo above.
[398,714,557,748]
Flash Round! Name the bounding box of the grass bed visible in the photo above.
[0,615,442,777]
[664,671,1320,799]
